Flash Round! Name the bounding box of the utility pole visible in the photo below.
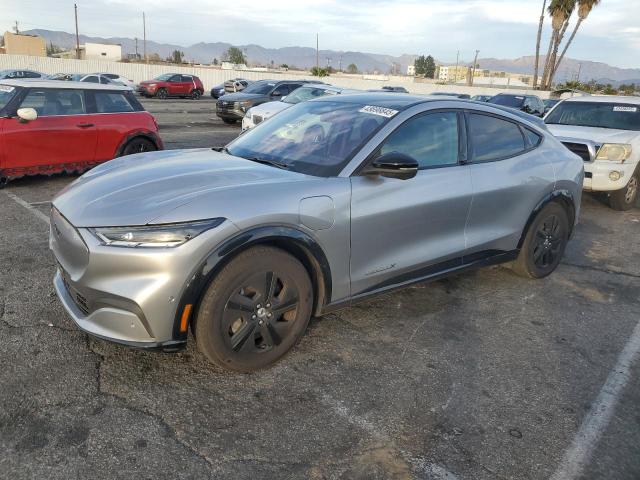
[576,62,582,83]
[143,12,147,63]
[13,20,19,34]
[470,49,479,86]
[74,4,80,59]
[134,37,138,59]
[454,50,459,83]
[316,34,319,73]
[339,55,343,72]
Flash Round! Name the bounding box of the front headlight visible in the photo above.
[90,218,225,248]
[596,143,632,162]
[239,100,253,111]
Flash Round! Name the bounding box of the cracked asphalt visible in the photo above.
[1,97,639,479]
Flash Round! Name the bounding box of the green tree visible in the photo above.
[533,0,548,87]
[169,50,185,64]
[424,55,436,79]
[225,47,246,65]
[46,42,64,56]
[280,63,289,70]
[311,66,329,77]
[541,0,576,89]
[414,55,426,76]
[212,58,218,65]
[346,63,359,74]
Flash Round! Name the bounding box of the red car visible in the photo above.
[0,79,163,186]
[137,73,204,99]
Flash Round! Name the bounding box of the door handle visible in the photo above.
[76,123,94,128]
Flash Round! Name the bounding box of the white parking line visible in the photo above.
[3,191,50,225]
[550,318,640,480]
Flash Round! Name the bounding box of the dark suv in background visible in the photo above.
[488,93,545,117]
[216,79,317,124]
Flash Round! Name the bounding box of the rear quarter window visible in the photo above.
[94,91,135,113]
[468,113,526,162]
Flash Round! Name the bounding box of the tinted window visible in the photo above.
[103,73,118,79]
[181,75,193,82]
[243,81,277,95]
[94,91,135,113]
[489,95,525,108]
[83,76,100,83]
[99,76,110,84]
[169,75,181,82]
[20,89,86,116]
[545,101,640,131]
[524,129,542,147]
[274,85,290,95]
[468,113,525,161]
[0,84,18,110]
[24,71,41,78]
[379,111,459,168]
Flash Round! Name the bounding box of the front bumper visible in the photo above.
[137,85,157,96]
[50,209,239,349]
[583,160,638,192]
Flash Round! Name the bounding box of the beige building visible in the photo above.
[2,31,46,56]
[473,69,534,86]
[55,42,122,61]
[407,65,415,76]
[435,65,469,83]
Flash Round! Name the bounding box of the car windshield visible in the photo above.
[242,82,276,95]
[489,95,525,108]
[283,86,335,104]
[0,84,17,110]
[154,74,174,81]
[545,101,640,131]
[226,101,391,177]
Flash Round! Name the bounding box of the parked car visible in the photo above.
[488,93,545,117]
[0,79,162,186]
[216,79,316,124]
[543,98,560,114]
[49,73,121,86]
[382,86,409,93]
[211,78,251,98]
[97,73,136,89]
[137,73,204,99]
[0,69,44,80]
[50,93,582,371]
[546,95,640,210]
[241,84,359,130]
[430,92,472,99]
[471,94,492,102]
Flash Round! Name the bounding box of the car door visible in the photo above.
[349,110,473,296]
[166,75,183,96]
[2,88,97,170]
[463,110,555,256]
[181,75,196,93]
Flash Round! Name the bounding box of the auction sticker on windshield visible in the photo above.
[359,105,399,118]
[613,106,638,112]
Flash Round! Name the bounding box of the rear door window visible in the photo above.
[468,113,526,162]
[94,91,135,113]
[83,76,100,83]
[20,89,86,116]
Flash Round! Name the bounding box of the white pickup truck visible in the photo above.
[546,96,640,210]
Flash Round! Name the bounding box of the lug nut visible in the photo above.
[252,314,256,319]
[266,303,271,308]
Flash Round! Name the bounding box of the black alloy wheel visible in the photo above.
[156,88,168,99]
[120,137,156,156]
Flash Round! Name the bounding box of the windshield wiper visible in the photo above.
[242,156,290,170]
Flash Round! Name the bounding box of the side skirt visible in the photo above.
[321,249,519,315]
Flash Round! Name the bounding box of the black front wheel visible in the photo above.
[512,202,569,279]
[156,88,168,99]
[195,246,313,372]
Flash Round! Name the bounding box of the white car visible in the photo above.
[96,73,135,90]
[546,96,640,210]
[241,84,359,131]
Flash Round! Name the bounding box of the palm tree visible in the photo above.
[550,0,601,82]
[533,0,547,88]
[541,0,576,89]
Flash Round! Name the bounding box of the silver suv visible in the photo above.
[51,94,583,371]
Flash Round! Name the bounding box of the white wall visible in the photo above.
[84,43,122,62]
[0,54,551,98]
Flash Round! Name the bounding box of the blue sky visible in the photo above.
[3,0,639,68]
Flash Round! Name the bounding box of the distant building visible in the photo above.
[221,62,248,70]
[435,65,469,83]
[54,42,122,61]
[407,65,415,76]
[457,76,529,87]
[473,69,534,86]
[2,31,46,56]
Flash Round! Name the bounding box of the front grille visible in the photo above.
[217,100,236,111]
[562,142,591,162]
[252,115,263,125]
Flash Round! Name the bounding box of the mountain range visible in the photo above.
[23,29,640,84]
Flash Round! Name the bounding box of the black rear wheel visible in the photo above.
[120,137,156,156]
[191,89,202,100]
[195,246,313,372]
[512,202,569,279]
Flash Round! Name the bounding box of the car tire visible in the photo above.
[609,173,638,211]
[156,88,168,100]
[190,89,202,100]
[512,202,569,279]
[119,137,157,156]
[221,118,237,125]
[195,246,313,372]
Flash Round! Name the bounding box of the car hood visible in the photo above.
[52,148,308,227]
[248,101,291,118]
[546,124,639,144]
[219,92,267,102]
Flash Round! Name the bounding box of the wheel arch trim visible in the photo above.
[518,189,576,249]
[171,225,333,342]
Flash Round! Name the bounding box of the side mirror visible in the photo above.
[17,107,38,122]
[366,152,419,180]
[271,90,282,97]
